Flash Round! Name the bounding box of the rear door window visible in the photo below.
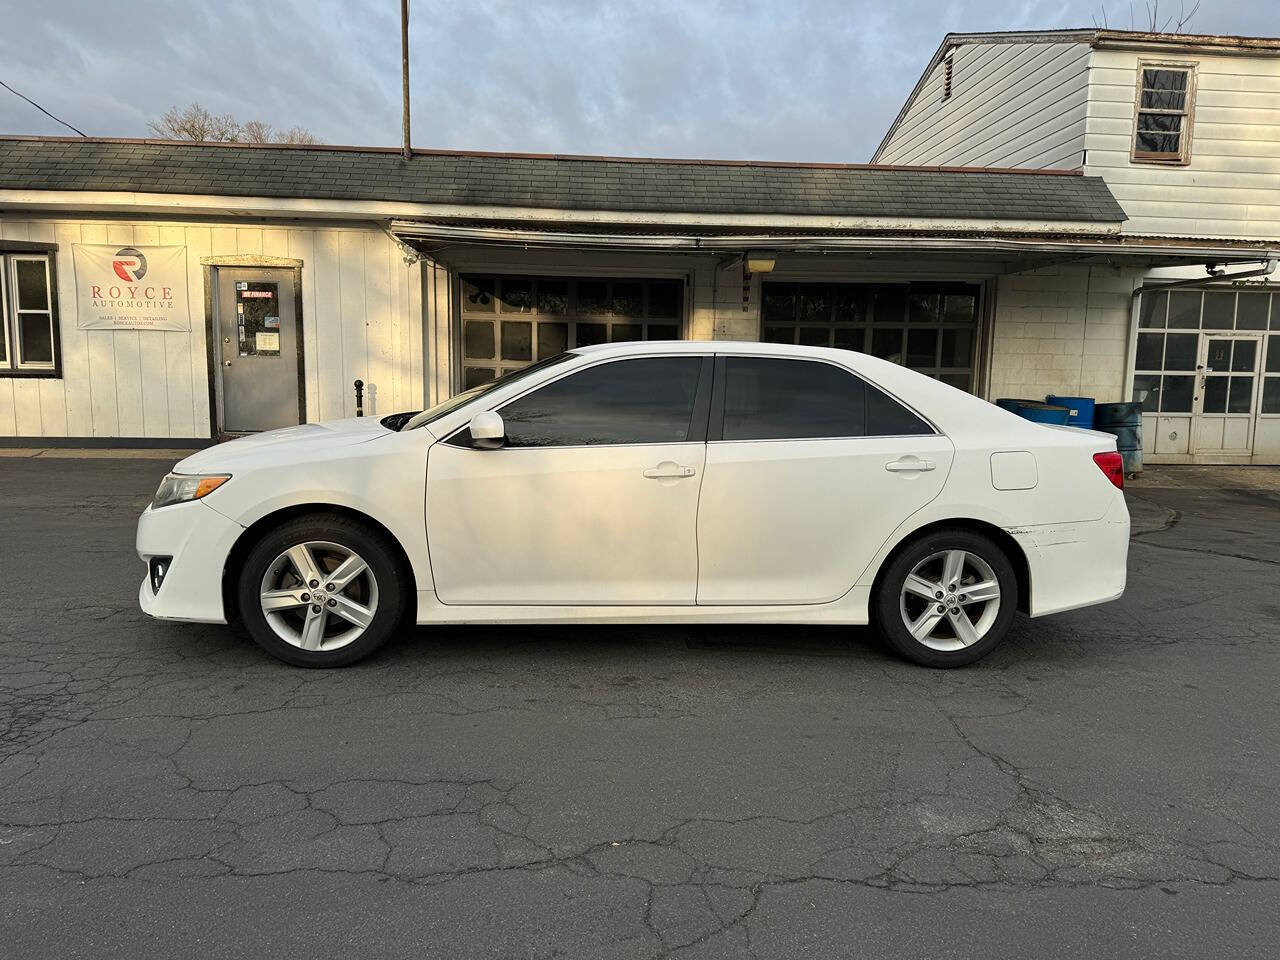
[718,357,932,440]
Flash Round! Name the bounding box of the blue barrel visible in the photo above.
[995,398,1071,425]
[1046,395,1095,429]
[1094,402,1143,475]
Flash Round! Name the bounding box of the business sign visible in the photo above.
[72,244,190,331]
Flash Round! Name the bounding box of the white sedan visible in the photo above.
[136,341,1129,668]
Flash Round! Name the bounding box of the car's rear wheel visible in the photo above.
[236,513,409,667]
[873,528,1018,667]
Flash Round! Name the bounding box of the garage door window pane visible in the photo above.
[1135,332,1164,370]
[501,357,702,446]
[537,280,568,314]
[463,366,496,389]
[1202,292,1235,329]
[1160,375,1194,413]
[577,282,609,314]
[612,283,643,316]
[538,322,568,360]
[501,321,532,362]
[940,328,972,368]
[648,324,679,341]
[1167,291,1201,328]
[832,287,867,323]
[722,358,865,440]
[798,327,830,346]
[648,282,680,318]
[611,322,642,343]
[762,286,797,323]
[1266,336,1280,374]
[1262,377,1280,413]
[799,287,832,324]
[1133,373,1161,411]
[1237,293,1269,330]
[464,321,495,360]
[498,278,533,313]
[833,327,864,352]
[462,277,495,311]
[575,322,607,346]
[1202,376,1227,413]
[1138,291,1167,328]
[871,328,903,363]
[1163,333,1197,371]
[906,328,937,367]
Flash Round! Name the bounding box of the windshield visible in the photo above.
[400,352,577,430]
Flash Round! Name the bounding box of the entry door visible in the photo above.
[1193,334,1264,457]
[697,357,954,605]
[216,268,300,432]
[426,355,709,605]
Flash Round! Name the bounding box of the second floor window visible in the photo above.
[1132,62,1195,164]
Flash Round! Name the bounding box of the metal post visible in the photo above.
[354,379,365,417]
[401,0,411,161]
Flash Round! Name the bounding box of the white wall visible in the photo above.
[0,218,423,439]
[987,263,1140,403]
[1084,48,1280,240]
[876,40,1091,169]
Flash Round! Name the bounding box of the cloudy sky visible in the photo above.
[1,0,1274,162]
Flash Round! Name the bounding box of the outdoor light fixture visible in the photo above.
[745,251,777,274]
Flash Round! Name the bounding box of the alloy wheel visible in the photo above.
[898,549,1002,652]
[258,540,379,652]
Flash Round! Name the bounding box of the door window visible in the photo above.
[495,356,703,447]
[719,357,932,441]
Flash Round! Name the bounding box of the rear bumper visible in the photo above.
[136,500,244,623]
[1011,493,1129,618]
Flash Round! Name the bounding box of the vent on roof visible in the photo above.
[942,54,954,101]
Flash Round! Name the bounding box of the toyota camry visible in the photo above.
[136,341,1129,668]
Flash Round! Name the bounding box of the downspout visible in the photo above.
[1123,258,1277,406]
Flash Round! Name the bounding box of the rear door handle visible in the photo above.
[885,458,935,473]
[643,463,697,479]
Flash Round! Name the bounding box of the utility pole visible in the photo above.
[400,0,411,161]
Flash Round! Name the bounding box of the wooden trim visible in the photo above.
[1130,59,1198,167]
[0,251,62,379]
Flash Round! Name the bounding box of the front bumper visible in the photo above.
[136,499,245,623]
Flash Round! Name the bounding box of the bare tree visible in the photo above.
[1093,0,1200,33]
[148,102,321,144]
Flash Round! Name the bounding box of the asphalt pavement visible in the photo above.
[0,457,1277,959]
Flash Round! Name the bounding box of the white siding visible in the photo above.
[877,41,1092,169]
[1084,48,1280,240]
[0,217,424,439]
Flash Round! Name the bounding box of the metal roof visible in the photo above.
[0,136,1126,224]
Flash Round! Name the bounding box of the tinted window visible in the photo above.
[499,357,702,447]
[720,357,931,440]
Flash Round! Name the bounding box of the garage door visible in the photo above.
[761,281,980,392]
[459,275,683,389]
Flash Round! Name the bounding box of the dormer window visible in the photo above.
[1132,61,1195,164]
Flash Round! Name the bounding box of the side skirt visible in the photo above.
[412,586,870,626]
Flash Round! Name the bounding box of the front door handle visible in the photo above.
[885,458,935,473]
[643,462,697,480]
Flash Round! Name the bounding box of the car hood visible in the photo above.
[174,418,390,473]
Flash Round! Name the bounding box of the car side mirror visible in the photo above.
[468,411,505,449]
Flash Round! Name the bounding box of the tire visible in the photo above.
[873,528,1018,668]
[236,512,409,667]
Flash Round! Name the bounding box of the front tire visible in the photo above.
[236,513,409,667]
[873,528,1018,668]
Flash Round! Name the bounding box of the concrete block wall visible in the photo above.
[987,263,1138,403]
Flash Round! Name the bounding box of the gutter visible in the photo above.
[390,221,1280,264]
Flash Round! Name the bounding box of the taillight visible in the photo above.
[1093,451,1124,490]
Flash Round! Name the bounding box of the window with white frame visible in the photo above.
[1,253,59,375]
[1132,62,1195,164]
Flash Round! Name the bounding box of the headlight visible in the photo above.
[152,473,231,509]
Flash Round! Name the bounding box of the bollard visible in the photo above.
[354,379,364,417]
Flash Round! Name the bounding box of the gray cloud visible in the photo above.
[1,0,1274,161]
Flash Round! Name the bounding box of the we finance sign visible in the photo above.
[72,244,190,331]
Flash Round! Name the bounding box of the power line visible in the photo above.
[0,78,87,137]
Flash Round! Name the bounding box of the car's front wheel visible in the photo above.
[873,528,1018,667]
[236,513,409,667]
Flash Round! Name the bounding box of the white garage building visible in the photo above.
[1,136,1277,460]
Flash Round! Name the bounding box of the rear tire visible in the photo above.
[236,513,409,667]
[873,528,1018,668]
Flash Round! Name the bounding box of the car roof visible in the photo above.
[570,340,856,360]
